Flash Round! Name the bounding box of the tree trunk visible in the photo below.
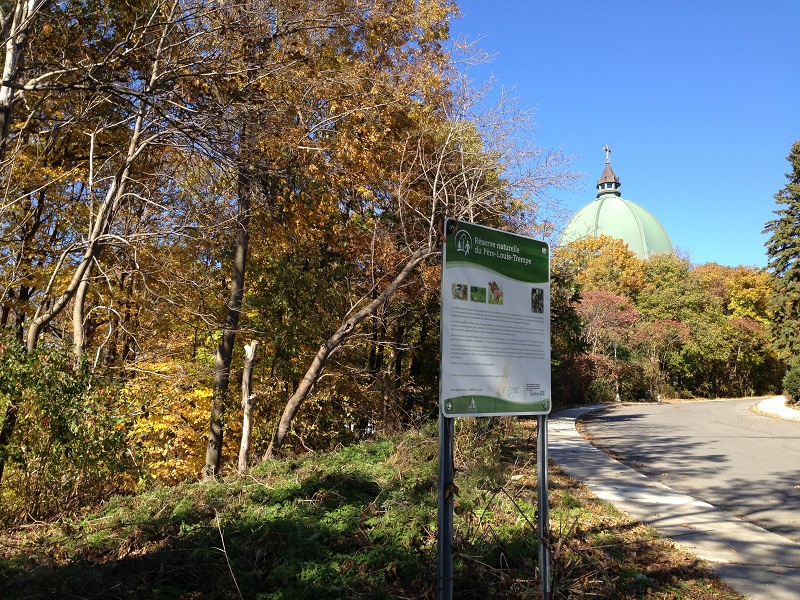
[237,340,257,473]
[393,324,405,380]
[12,285,29,342]
[381,323,404,425]
[263,246,433,459]
[27,125,142,352]
[0,0,50,160]
[202,166,253,479]
[404,316,429,415]
[0,295,8,327]
[72,261,92,361]
[27,199,114,352]
[121,272,137,362]
[0,402,18,484]
[106,274,122,366]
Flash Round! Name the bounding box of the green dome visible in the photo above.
[559,157,674,260]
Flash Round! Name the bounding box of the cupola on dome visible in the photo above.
[559,146,674,259]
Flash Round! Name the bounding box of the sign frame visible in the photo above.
[439,218,551,418]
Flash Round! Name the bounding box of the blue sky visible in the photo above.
[450,1,800,268]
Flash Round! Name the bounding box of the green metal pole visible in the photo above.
[437,412,454,600]
[537,414,551,598]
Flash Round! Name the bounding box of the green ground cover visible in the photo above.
[0,420,743,599]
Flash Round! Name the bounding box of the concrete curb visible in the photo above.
[549,405,800,600]
[755,395,800,421]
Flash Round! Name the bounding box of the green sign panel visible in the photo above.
[440,219,551,417]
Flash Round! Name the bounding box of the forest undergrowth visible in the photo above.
[0,419,744,599]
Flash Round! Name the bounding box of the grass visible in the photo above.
[0,419,744,599]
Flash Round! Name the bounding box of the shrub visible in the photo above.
[587,376,616,404]
[122,361,214,487]
[0,334,135,525]
[782,364,800,403]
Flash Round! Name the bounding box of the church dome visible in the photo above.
[559,148,674,260]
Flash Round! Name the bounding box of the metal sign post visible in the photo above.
[437,413,454,600]
[537,413,551,598]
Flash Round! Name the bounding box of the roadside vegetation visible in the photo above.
[0,420,744,599]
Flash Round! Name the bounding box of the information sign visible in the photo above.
[440,219,551,417]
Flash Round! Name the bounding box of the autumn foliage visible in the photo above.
[552,238,783,405]
[0,0,787,523]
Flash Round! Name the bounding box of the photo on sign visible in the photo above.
[531,287,545,314]
[488,281,503,305]
[470,286,486,303]
[451,283,467,300]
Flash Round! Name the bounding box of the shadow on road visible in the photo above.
[579,404,800,542]
[580,409,731,478]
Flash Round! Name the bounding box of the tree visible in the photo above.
[694,263,772,324]
[725,317,780,397]
[632,319,690,399]
[636,253,710,322]
[555,235,646,299]
[0,0,227,484]
[0,0,51,160]
[574,290,640,402]
[763,140,800,363]
[575,290,639,355]
[262,73,576,457]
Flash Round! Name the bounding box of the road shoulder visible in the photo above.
[753,395,800,421]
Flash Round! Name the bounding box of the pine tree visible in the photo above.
[763,141,800,363]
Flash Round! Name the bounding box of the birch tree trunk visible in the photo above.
[237,340,257,473]
[0,0,50,160]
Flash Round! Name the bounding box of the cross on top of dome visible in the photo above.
[597,145,620,195]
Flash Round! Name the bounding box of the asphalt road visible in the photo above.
[580,399,800,541]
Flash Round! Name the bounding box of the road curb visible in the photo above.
[754,395,800,421]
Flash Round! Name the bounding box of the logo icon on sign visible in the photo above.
[455,230,472,257]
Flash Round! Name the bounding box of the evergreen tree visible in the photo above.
[763,141,800,363]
